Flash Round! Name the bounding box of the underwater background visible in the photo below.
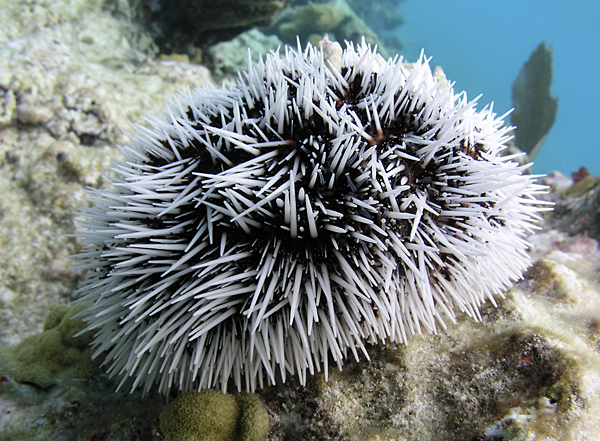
[393,0,600,177]
[3,0,600,439]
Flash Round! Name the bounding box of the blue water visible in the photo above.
[392,0,600,177]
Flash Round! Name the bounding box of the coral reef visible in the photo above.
[0,0,212,347]
[159,390,269,441]
[206,29,283,78]
[540,173,600,241]
[1,0,600,440]
[277,2,345,40]
[268,0,382,53]
[0,375,164,440]
[116,0,291,55]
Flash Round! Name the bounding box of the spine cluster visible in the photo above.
[75,40,546,394]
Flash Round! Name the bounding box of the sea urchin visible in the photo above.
[74,39,546,395]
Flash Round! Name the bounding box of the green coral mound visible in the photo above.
[0,304,99,389]
[159,390,270,441]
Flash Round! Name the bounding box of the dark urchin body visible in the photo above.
[75,40,546,394]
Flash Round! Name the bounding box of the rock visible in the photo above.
[278,2,346,40]
[206,29,283,79]
[119,0,291,55]
[0,374,164,440]
[541,175,600,241]
[267,0,384,55]
[0,0,212,347]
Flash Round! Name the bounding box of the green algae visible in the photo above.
[159,390,270,441]
[0,305,100,389]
